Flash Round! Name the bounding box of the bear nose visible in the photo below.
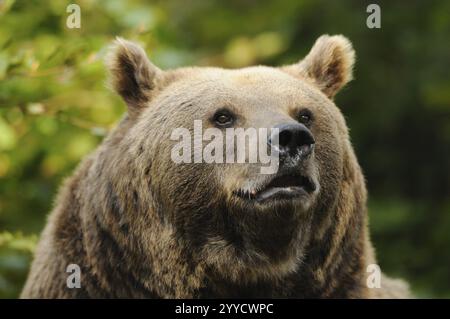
[269,123,315,159]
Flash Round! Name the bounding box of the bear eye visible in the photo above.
[297,109,313,126]
[213,109,235,127]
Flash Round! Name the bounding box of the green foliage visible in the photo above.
[0,232,37,253]
[0,0,449,298]
[0,232,37,298]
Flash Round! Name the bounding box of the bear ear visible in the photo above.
[106,38,161,115]
[281,35,355,98]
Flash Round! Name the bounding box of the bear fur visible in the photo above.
[21,35,410,298]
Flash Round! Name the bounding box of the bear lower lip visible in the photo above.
[234,174,315,202]
[255,186,308,203]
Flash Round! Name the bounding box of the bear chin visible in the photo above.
[196,194,314,284]
[200,230,308,284]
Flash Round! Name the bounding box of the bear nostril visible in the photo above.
[297,129,315,148]
[278,130,292,148]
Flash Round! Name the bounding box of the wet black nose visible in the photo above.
[269,123,315,158]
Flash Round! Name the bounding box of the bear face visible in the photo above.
[105,35,356,284]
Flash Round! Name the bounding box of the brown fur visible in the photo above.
[21,35,410,298]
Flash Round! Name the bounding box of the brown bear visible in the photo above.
[21,34,410,298]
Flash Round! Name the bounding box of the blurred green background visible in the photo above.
[0,0,449,298]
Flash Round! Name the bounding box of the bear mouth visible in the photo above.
[234,174,316,203]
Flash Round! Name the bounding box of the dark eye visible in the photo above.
[297,109,313,126]
[213,109,235,127]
